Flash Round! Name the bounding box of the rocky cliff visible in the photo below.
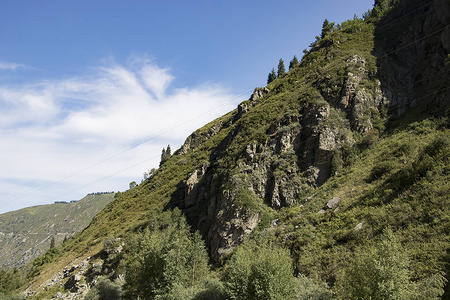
[173,0,450,261]
[20,0,450,298]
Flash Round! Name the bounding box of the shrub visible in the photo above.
[85,277,122,300]
[336,228,445,299]
[224,242,296,300]
[367,161,394,182]
[294,275,333,300]
[123,209,210,300]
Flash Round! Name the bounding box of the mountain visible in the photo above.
[0,193,114,270]
[8,0,450,299]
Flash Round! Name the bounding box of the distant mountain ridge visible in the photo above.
[0,193,114,269]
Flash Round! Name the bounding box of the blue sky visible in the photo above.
[0,0,374,214]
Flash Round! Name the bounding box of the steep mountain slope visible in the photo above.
[17,0,449,298]
[0,193,114,270]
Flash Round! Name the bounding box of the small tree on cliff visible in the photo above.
[289,55,299,71]
[49,237,55,250]
[159,145,172,166]
[277,58,286,78]
[321,18,335,39]
[267,68,277,84]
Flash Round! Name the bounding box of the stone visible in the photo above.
[355,222,364,231]
[326,197,340,209]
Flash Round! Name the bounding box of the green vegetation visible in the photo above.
[9,0,450,299]
[160,145,172,166]
[277,58,286,78]
[336,228,445,299]
[28,243,62,277]
[289,55,299,71]
[0,269,24,297]
[85,276,123,300]
[224,242,296,299]
[123,209,211,299]
[267,68,277,84]
[321,19,335,39]
[0,193,114,269]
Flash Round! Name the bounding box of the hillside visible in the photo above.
[8,0,450,299]
[0,193,114,270]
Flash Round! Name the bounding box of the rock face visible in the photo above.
[173,0,450,261]
[374,0,450,116]
[25,243,124,300]
[21,1,450,298]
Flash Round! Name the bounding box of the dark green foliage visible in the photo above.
[359,129,379,149]
[49,237,55,250]
[372,0,397,19]
[366,161,394,182]
[160,144,172,166]
[0,269,24,296]
[16,2,450,299]
[277,58,286,78]
[336,228,445,299]
[224,242,296,300]
[235,188,260,212]
[294,275,333,300]
[28,246,62,277]
[85,277,123,300]
[123,209,210,300]
[267,68,277,84]
[289,55,299,71]
[321,19,335,39]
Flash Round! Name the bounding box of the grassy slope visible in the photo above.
[265,116,449,284]
[24,0,450,295]
[0,193,114,270]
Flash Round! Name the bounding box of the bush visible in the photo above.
[123,209,210,300]
[336,228,445,299]
[85,277,122,300]
[294,275,333,300]
[367,161,394,182]
[224,242,296,300]
[0,293,26,300]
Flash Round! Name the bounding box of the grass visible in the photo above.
[20,3,450,297]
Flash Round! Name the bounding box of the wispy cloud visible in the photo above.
[0,61,28,71]
[0,55,242,214]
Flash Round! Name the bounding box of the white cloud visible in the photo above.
[140,64,174,98]
[0,62,28,71]
[0,55,244,214]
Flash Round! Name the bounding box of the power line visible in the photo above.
[375,1,433,31]
[3,4,448,209]
[0,85,262,208]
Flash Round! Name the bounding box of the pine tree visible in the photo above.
[160,148,166,166]
[49,237,55,250]
[277,58,286,78]
[267,68,277,84]
[159,145,172,167]
[289,55,299,71]
[321,18,335,39]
